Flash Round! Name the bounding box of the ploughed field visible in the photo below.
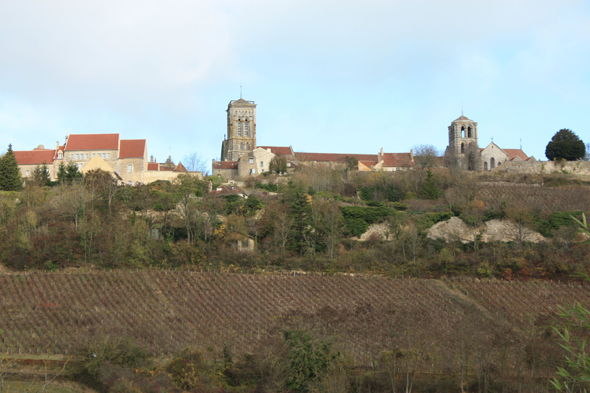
[1,270,589,365]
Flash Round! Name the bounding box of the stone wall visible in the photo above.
[494,160,590,175]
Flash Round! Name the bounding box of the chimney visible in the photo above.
[380,147,383,155]
[208,180,213,193]
[410,149,414,162]
[56,141,59,149]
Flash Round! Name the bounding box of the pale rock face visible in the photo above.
[426,217,546,244]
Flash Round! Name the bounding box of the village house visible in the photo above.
[14,133,197,184]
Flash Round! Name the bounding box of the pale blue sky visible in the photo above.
[1,0,589,169]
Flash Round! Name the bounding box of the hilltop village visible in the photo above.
[10,97,538,184]
[212,98,535,181]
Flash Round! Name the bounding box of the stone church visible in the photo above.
[213,98,536,181]
[445,115,535,171]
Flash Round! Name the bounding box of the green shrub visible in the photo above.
[255,183,278,192]
[392,202,409,211]
[530,211,583,237]
[483,207,506,221]
[341,206,397,237]
[414,211,454,230]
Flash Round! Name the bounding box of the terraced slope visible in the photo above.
[0,271,589,368]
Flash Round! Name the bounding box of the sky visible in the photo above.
[1,0,589,171]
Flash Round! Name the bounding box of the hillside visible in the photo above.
[1,270,589,384]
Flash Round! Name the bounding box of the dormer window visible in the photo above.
[58,152,62,159]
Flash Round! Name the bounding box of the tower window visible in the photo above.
[246,142,250,150]
[240,142,244,150]
[461,143,465,154]
[461,126,465,138]
[244,120,250,136]
[468,127,472,138]
[238,121,243,136]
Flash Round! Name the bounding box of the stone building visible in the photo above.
[14,134,195,184]
[13,146,60,180]
[444,115,534,171]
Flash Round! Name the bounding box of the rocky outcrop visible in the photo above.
[427,217,546,243]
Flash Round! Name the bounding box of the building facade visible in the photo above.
[14,134,195,185]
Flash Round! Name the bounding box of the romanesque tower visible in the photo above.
[220,98,256,161]
[446,115,478,168]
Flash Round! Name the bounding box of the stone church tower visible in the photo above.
[220,98,256,161]
[446,115,479,169]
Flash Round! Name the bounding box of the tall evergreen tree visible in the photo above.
[420,169,441,200]
[287,181,311,255]
[57,162,67,183]
[32,162,51,186]
[57,161,83,184]
[0,144,23,191]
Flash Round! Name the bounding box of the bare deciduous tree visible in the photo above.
[413,144,439,170]
[182,151,209,175]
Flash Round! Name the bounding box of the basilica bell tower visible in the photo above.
[446,115,478,168]
[220,98,257,161]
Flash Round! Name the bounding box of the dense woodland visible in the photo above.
[1,162,589,280]
[2,161,590,392]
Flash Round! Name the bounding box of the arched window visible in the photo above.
[238,121,243,136]
[490,157,495,169]
[246,142,250,150]
[461,143,465,154]
[244,120,250,136]
[461,126,465,138]
[58,151,62,159]
[468,127,472,138]
[240,142,244,150]
[484,162,488,171]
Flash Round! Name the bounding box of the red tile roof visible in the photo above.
[381,153,414,168]
[66,134,119,151]
[295,152,378,162]
[147,163,159,171]
[174,162,188,172]
[14,150,55,165]
[119,139,146,158]
[453,115,472,122]
[258,146,292,156]
[213,161,239,169]
[359,161,376,168]
[503,149,528,161]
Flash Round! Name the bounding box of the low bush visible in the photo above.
[341,206,397,237]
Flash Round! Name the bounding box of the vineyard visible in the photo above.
[1,270,589,385]
[477,183,590,212]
